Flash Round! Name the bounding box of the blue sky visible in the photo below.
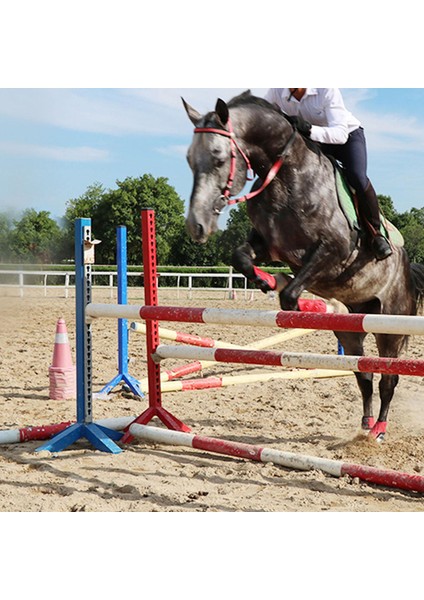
[1,88,424,227]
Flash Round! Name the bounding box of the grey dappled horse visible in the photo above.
[183,90,424,441]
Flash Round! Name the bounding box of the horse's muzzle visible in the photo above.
[186,214,209,244]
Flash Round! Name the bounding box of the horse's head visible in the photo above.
[182,97,249,243]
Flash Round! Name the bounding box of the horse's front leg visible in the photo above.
[278,241,331,310]
[369,333,404,441]
[232,229,291,294]
[335,331,375,433]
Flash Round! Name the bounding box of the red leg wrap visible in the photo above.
[361,416,375,431]
[369,421,387,440]
[252,266,277,291]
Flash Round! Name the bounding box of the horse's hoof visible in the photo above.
[253,277,273,294]
[278,291,299,311]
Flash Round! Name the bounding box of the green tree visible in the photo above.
[219,204,252,264]
[378,194,398,224]
[63,175,186,265]
[169,228,224,266]
[9,209,61,263]
[60,182,106,259]
[409,207,424,227]
[402,220,424,263]
[0,211,13,262]
[64,181,105,222]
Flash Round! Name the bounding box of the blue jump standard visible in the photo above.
[35,422,124,453]
[36,218,123,454]
[97,225,144,398]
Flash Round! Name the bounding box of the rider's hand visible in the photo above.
[286,115,312,138]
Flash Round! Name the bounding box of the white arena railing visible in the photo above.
[0,268,259,299]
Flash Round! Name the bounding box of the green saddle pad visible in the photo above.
[335,168,404,248]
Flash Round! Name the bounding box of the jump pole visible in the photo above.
[0,416,136,445]
[36,218,123,454]
[153,344,424,378]
[97,225,144,398]
[86,304,424,336]
[129,424,424,494]
[120,209,190,444]
[130,321,316,349]
[159,369,353,393]
[132,322,317,385]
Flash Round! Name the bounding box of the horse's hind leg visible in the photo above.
[334,332,375,432]
[232,229,290,293]
[370,333,405,441]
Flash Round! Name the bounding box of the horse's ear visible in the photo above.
[215,98,229,126]
[182,98,202,126]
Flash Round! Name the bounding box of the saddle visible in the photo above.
[333,161,404,248]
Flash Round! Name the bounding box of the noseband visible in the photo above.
[193,117,297,207]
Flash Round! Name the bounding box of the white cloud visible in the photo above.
[0,141,109,162]
[0,88,268,137]
[2,88,424,156]
[155,144,188,158]
[341,88,424,153]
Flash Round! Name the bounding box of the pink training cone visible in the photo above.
[48,318,76,400]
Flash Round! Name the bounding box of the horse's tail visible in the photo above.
[411,262,424,314]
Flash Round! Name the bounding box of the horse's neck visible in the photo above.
[231,107,293,169]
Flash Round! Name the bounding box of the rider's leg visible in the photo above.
[356,180,393,260]
[334,127,392,260]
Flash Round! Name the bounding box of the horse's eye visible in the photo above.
[213,152,226,168]
[211,147,226,168]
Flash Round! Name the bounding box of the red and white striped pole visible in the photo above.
[86,304,424,337]
[153,344,424,377]
[0,416,136,445]
[132,322,317,385]
[159,368,352,393]
[129,424,424,494]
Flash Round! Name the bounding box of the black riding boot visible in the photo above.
[357,182,393,260]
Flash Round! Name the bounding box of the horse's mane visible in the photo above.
[227,90,279,113]
[227,90,322,157]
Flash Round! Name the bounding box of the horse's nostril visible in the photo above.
[196,223,204,240]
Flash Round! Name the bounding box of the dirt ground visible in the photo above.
[1,285,424,513]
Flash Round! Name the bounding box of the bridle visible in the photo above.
[193,117,297,211]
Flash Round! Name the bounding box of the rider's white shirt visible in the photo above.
[264,88,361,145]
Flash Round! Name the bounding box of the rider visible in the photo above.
[264,88,393,260]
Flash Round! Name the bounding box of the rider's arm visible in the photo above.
[309,88,350,145]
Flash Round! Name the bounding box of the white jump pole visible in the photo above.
[129,424,424,494]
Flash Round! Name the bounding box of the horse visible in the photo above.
[182,90,424,441]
